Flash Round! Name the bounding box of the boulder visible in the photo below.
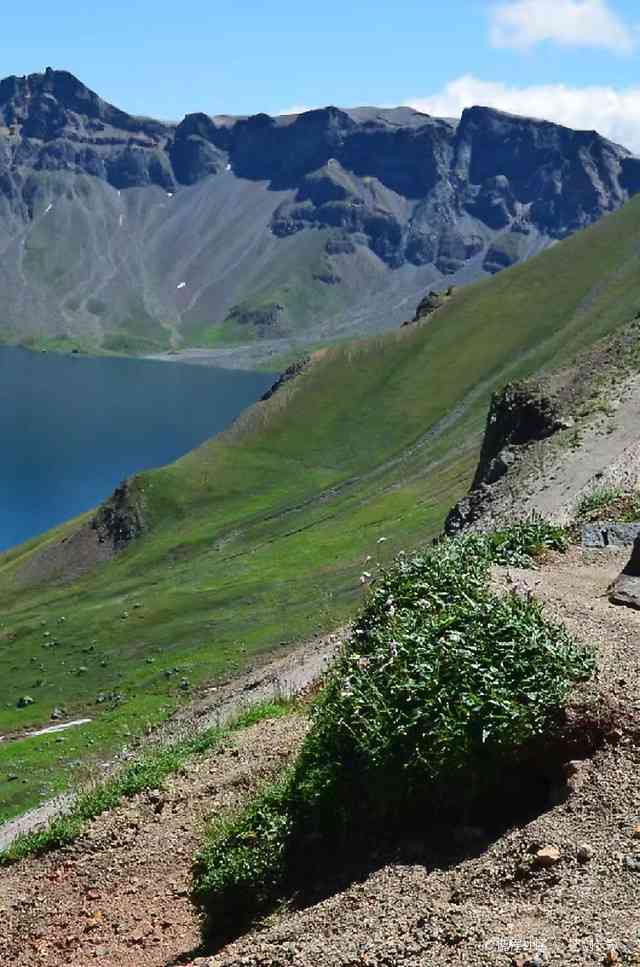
[582,522,640,549]
[609,536,640,609]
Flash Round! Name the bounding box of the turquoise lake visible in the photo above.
[0,348,274,551]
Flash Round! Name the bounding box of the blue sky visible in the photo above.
[3,0,640,148]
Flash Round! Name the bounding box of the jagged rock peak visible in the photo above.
[0,67,169,140]
[2,67,640,349]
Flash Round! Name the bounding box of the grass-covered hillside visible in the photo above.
[3,194,640,822]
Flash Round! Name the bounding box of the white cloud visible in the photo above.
[406,75,640,151]
[278,104,314,116]
[489,0,634,54]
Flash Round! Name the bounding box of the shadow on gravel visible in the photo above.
[165,946,208,966]
[277,702,624,912]
[193,700,629,956]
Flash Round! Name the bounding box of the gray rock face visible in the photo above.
[582,523,640,548]
[2,69,640,349]
[444,380,567,535]
[610,536,640,609]
[472,381,565,490]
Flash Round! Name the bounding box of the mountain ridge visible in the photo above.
[2,69,640,362]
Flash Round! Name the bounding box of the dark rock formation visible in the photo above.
[445,381,566,534]
[0,68,174,192]
[472,382,564,490]
[2,69,640,350]
[14,481,143,587]
[610,536,640,609]
[401,288,456,326]
[227,303,285,337]
[91,480,145,551]
[261,356,311,401]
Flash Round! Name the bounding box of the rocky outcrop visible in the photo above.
[91,480,145,551]
[401,287,456,326]
[227,303,285,337]
[0,68,175,193]
[471,382,565,490]
[445,381,566,534]
[610,536,640,609]
[260,356,311,401]
[14,479,145,587]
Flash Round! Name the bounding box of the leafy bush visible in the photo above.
[193,522,593,940]
[480,515,568,566]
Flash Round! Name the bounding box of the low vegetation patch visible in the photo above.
[0,697,294,867]
[576,486,640,523]
[193,521,592,943]
[475,515,568,566]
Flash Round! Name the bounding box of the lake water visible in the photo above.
[0,348,274,552]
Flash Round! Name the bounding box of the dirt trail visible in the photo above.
[2,549,640,966]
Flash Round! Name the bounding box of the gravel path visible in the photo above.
[2,551,640,966]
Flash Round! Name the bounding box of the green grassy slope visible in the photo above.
[3,196,640,821]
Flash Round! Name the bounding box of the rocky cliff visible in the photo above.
[445,380,569,535]
[2,69,639,360]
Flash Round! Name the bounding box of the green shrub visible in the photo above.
[576,487,640,522]
[193,522,593,941]
[577,486,624,517]
[480,515,568,566]
[193,777,294,934]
